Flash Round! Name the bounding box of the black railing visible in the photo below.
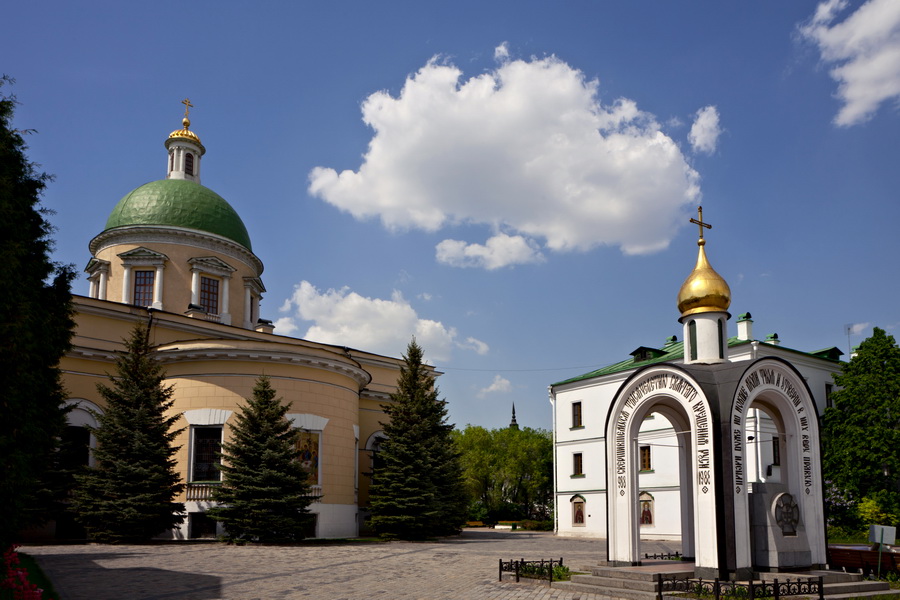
[657,575,824,600]
[645,552,682,560]
[499,557,564,584]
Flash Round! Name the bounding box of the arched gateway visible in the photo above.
[605,357,826,578]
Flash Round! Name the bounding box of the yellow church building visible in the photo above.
[59,105,408,539]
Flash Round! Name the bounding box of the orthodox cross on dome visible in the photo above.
[690,206,712,241]
[181,98,194,118]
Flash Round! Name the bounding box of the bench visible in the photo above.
[828,547,900,575]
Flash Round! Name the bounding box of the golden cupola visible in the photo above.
[677,207,731,319]
[166,98,206,155]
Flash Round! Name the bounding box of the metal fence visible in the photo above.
[657,575,824,600]
[499,558,564,584]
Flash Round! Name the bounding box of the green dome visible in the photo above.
[104,179,252,250]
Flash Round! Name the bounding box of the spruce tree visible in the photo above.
[822,327,900,528]
[0,76,75,547]
[209,376,315,542]
[369,339,467,539]
[72,324,185,542]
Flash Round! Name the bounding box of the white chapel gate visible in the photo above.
[605,366,718,572]
[727,357,826,576]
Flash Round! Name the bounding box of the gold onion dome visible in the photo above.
[168,116,205,153]
[677,207,731,318]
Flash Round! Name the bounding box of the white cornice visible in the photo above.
[90,225,264,275]
[156,346,371,388]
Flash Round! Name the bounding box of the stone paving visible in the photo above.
[24,530,681,600]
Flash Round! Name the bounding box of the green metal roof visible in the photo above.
[104,179,252,250]
[552,338,843,387]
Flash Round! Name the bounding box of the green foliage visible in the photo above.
[368,339,467,539]
[208,376,315,543]
[453,425,552,522]
[822,328,900,530]
[72,324,184,542]
[857,493,900,528]
[0,76,75,547]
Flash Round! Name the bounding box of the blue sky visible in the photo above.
[5,1,900,430]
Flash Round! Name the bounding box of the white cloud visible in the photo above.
[435,233,544,269]
[477,374,512,398]
[799,0,900,126]
[418,292,433,301]
[688,106,722,155]
[494,42,510,61]
[458,336,489,355]
[277,281,484,362]
[308,52,702,266]
[847,322,870,335]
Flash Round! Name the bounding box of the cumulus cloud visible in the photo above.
[688,106,722,155]
[277,281,486,362]
[799,0,900,126]
[494,42,510,61]
[477,374,512,398]
[308,51,702,267]
[436,233,544,269]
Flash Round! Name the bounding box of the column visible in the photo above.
[98,269,108,300]
[89,278,98,299]
[122,265,133,304]
[220,276,231,325]
[244,286,252,328]
[152,265,164,310]
[191,270,200,306]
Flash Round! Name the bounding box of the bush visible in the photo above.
[519,519,553,531]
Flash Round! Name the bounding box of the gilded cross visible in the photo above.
[690,206,711,239]
[181,98,193,117]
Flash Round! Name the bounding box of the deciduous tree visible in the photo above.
[72,324,184,542]
[209,376,315,542]
[822,327,900,529]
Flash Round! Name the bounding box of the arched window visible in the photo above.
[185,152,194,176]
[570,495,586,526]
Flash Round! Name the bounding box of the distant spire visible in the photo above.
[509,403,519,430]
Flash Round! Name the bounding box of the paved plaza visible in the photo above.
[25,530,680,600]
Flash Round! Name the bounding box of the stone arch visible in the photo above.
[728,357,826,573]
[64,398,102,467]
[605,366,717,571]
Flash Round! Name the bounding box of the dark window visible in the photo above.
[199,276,219,314]
[573,453,583,476]
[185,152,194,176]
[718,319,725,359]
[189,512,218,539]
[192,427,222,481]
[825,383,834,409]
[640,445,652,471]
[572,402,583,428]
[133,270,155,307]
[689,320,698,361]
[772,437,781,466]
[61,426,91,469]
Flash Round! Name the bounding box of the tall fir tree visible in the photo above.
[209,376,315,542]
[369,339,467,539]
[822,327,900,528]
[72,324,185,542]
[0,76,75,547]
